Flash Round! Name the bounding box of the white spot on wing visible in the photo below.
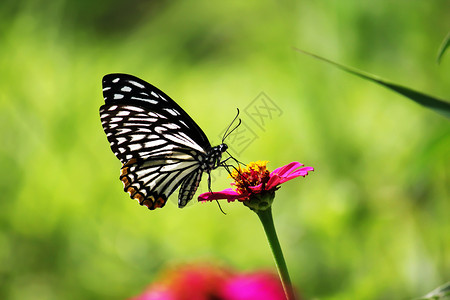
[114,94,124,99]
[160,161,197,172]
[117,137,127,145]
[121,86,132,92]
[128,117,157,123]
[136,128,153,133]
[128,80,145,89]
[155,126,167,134]
[131,134,147,142]
[129,144,143,151]
[123,122,149,127]
[131,97,158,104]
[117,111,130,116]
[112,78,120,83]
[149,112,166,119]
[125,106,145,112]
[163,123,180,130]
[164,108,179,116]
[110,117,123,122]
[144,140,166,148]
[117,128,132,134]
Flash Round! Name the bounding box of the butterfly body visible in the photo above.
[100,74,227,210]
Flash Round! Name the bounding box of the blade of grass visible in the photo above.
[293,48,450,119]
[415,281,450,300]
[437,32,450,64]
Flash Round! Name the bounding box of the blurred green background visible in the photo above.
[1,0,449,299]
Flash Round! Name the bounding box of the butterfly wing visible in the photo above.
[178,169,203,208]
[119,152,202,210]
[100,74,212,209]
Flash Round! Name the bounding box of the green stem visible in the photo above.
[256,207,296,300]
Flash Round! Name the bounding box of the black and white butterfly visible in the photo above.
[100,73,233,210]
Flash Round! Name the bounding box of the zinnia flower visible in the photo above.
[128,263,287,300]
[198,161,314,211]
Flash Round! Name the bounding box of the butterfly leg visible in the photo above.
[207,171,213,193]
[225,151,246,166]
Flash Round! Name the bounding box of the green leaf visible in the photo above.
[416,282,450,300]
[293,48,450,119]
[437,32,450,64]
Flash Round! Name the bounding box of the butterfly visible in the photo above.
[100,73,232,210]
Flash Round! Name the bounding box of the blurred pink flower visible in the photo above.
[222,271,287,300]
[128,263,289,300]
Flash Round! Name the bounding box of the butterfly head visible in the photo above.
[218,143,228,153]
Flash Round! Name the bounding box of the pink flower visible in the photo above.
[128,263,288,300]
[222,271,287,300]
[198,161,314,203]
[129,264,231,300]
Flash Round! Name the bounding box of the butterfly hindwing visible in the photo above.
[178,169,204,208]
[120,151,202,209]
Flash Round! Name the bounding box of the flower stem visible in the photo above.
[256,207,296,300]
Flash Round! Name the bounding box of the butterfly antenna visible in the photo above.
[222,118,241,143]
[222,108,241,144]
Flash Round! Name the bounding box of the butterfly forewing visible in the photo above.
[101,74,210,155]
[100,73,224,210]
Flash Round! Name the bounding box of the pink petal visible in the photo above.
[266,164,314,190]
[198,188,246,202]
[270,162,303,177]
[265,175,281,190]
[248,183,263,193]
[283,166,315,179]
[222,271,287,300]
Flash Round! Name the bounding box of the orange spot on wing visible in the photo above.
[120,167,129,176]
[121,176,130,187]
[126,186,136,197]
[142,196,155,209]
[154,197,165,208]
[133,193,144,203]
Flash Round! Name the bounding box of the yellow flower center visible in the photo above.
[229,161,271,194]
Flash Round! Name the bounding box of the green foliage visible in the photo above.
[417,282,450,300]
[437,32,450,64]
[294,48,450,118]
[0,1,449,300]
